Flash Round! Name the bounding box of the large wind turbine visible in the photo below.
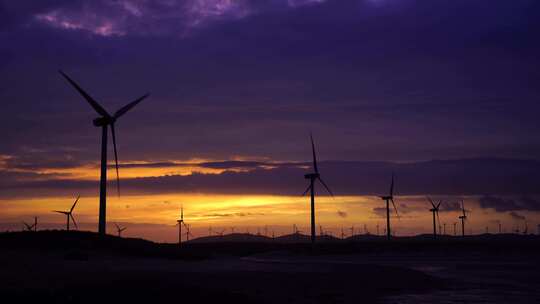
[59,71,149,235]
[53,195,80,231]
[302,134,334,244]
[427,197,441,239]
[459,200,468,237]
[379,174,399,240]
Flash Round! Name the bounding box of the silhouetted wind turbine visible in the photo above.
[185,224,193,241]
[459,200,468,237]
[53,195,80,231]
[427,197,441,239]
[114,223,126,237]
[453,222,457,236]
[176,205,184,246]
[59,71,149,235]
[302,134,334,244]
[379,174,399,240]
[22,221,35,232]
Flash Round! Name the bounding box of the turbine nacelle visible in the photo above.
[304,173,320,179]
[93,116,114,127]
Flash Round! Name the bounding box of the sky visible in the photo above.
[1,0,539,241]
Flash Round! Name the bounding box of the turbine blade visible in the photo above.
[436,210,441,227]
[113,93,149,119]
[110,123,121,197]
[317,177,334,197]
[302,184,312,196]
[436,201,442,209]
[310,133,318,174]
[390,173,394,197]
[115,223,120,230]
[181,205,184,221]
[70,195,80,212]
[53,210,68,215]
[70,214,78,229]
[390,198,400,219]
[59,70,110,118]
[426,196,435,208]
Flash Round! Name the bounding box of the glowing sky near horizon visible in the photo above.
[1,193,537,242]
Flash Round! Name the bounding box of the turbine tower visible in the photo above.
[59,71,149,235]
[459,200,468,237]
[302,133,334,244]
[379,174,399,240]
[53,195,80,231]
[427,197,441,239]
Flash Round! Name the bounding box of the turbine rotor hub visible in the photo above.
[93,116,115,127]
[304,173,319,179]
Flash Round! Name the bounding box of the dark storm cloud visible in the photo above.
[1,158,539,198]
[478,196,540,212]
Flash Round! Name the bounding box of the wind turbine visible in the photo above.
[453,222,457,236]
[114,223,126,237]
[379,174,399,240]
[185,224,193,241]
[427,197,441,239]
[22,217,38,232]
[302,134,334,244]
[22,221,35,232]
[176,205,185,246]
[459,200,468,237]
[53,195,80,231]
[59,71,149,235]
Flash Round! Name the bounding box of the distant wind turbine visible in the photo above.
[53,195,80,231]
[427,197,441,239]
[459,200,468,237]
[379,174,399,240]
[176,205,185,246]
[59,71,149,235]
[22,221,35,232]
[22,217,38,232]
[185,224,193,241]
[302,133,334,244]
[114,223,127,237]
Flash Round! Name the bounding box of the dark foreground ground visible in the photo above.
[1,231,539,303]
